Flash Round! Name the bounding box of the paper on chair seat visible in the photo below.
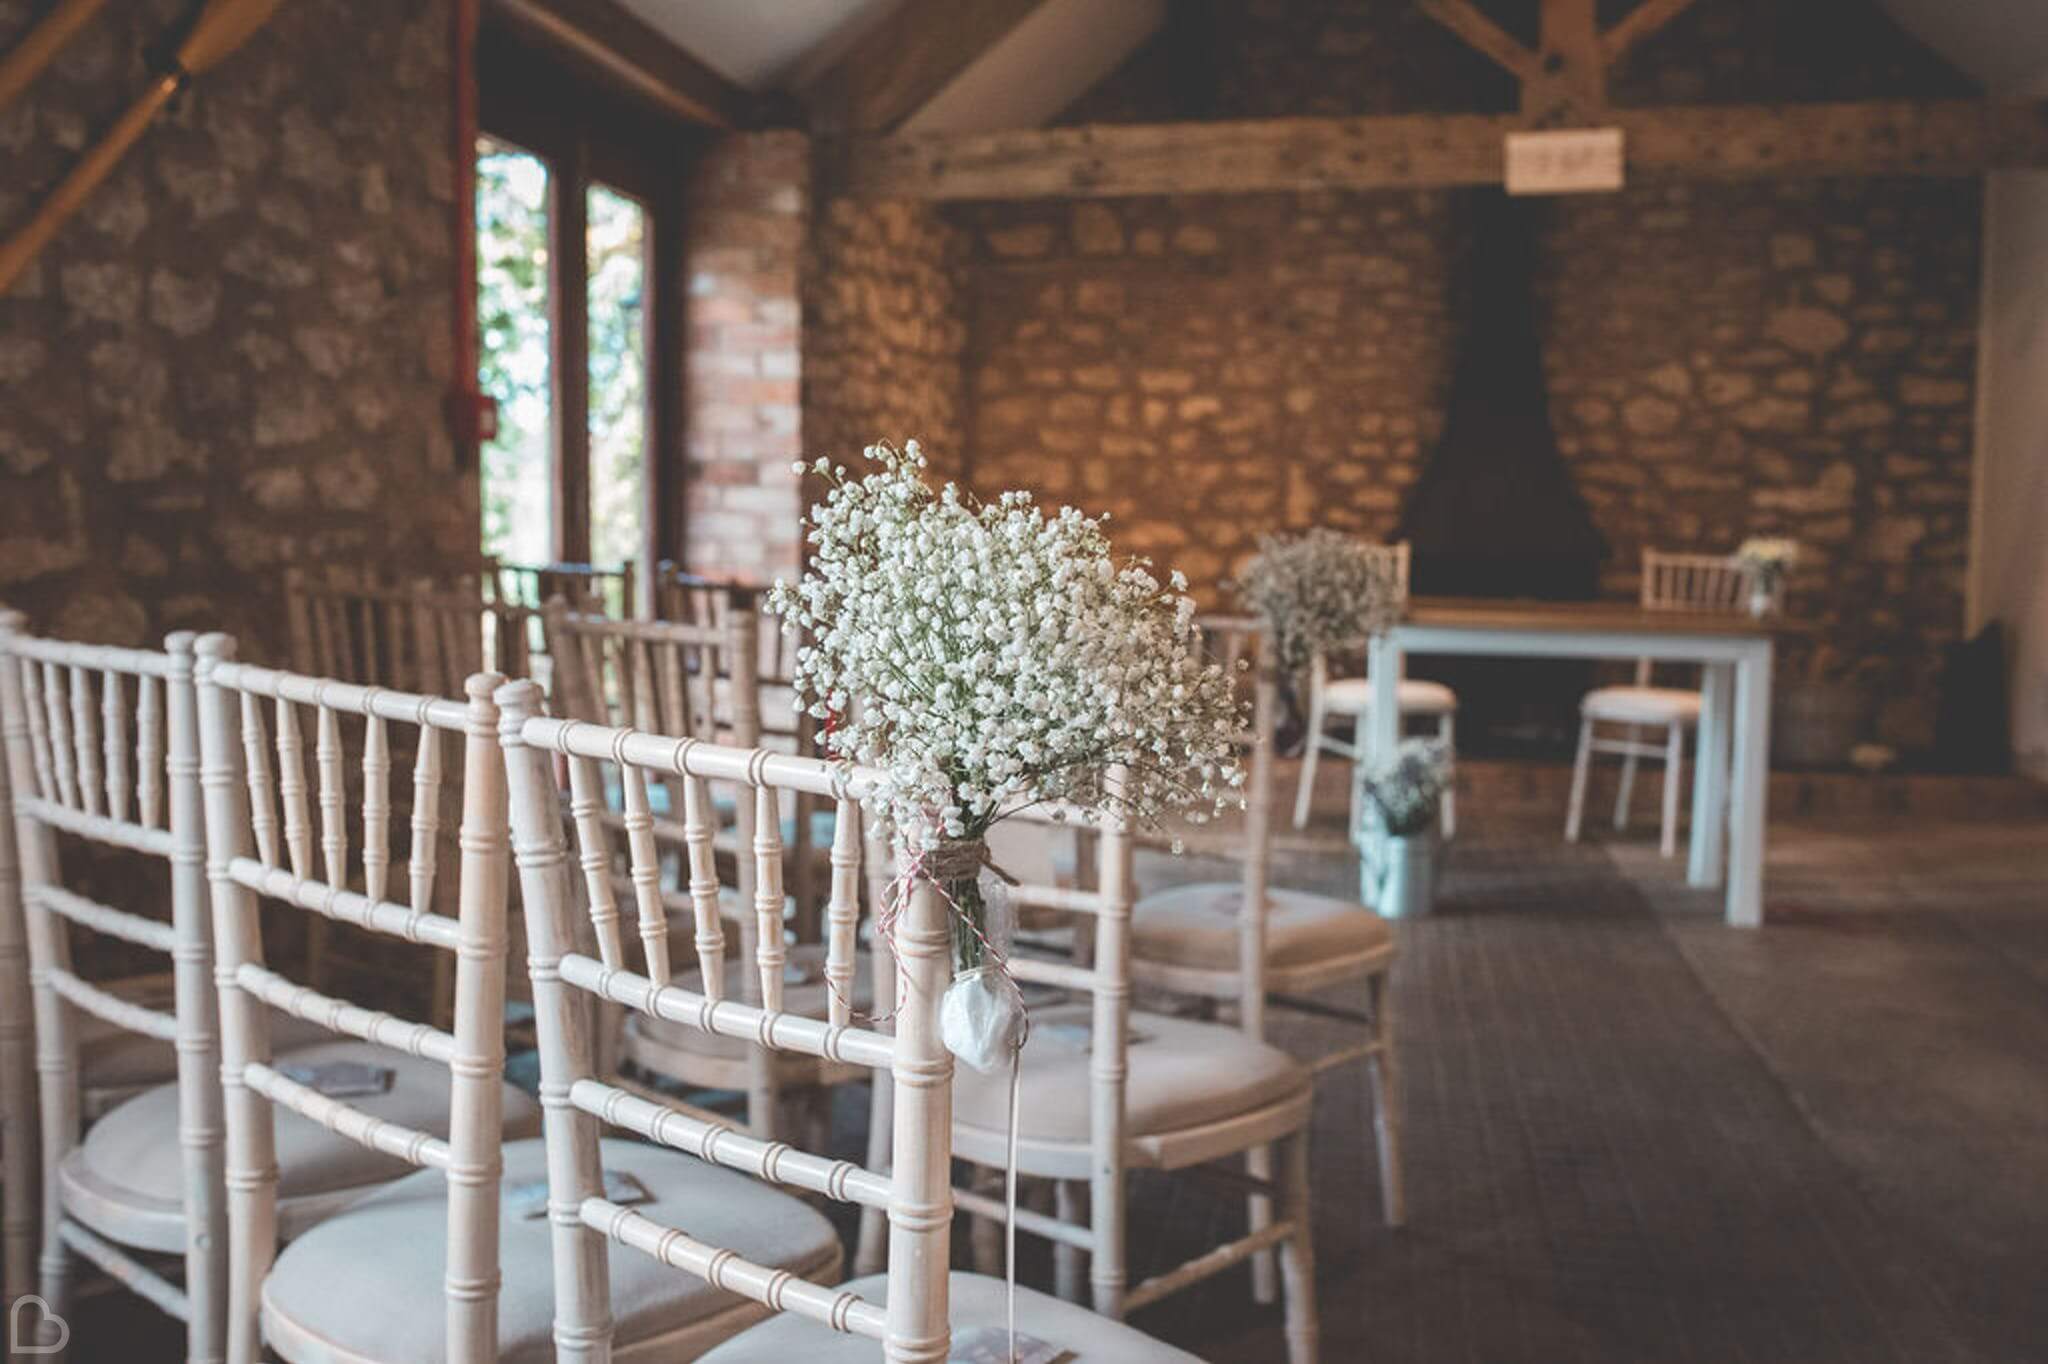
[275,1059,394,1098]
[505,1169,651,1220]
[951,1326,1074,1363]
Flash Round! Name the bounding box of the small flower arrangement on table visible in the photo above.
[1735,537,1800,617]
[768,440,1244,1070]
[1234,528,1404,674]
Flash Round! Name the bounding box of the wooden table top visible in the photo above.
[1398,596,1809,637]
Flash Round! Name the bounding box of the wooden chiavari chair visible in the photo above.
[1292,540,1460,835]
[193,648,548,1361]
[1566,548,1764,857]
[542,602,834,1137]
[654,563,826,934]
[497,684,1196,1362]
[0,621,225,1358]
[1130,618,1405,1252]
[931,775,1321,1364]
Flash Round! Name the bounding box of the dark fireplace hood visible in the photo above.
[1398,190,1604,600]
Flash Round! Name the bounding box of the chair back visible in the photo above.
[543,599,760,744]
[653,564,801,736]
[1363,540,1412,599]
[491,558,636,619]
[0,615,223,1346]
[1636,548,1754,684]
[495,686,956,1360]
[1190,615,1279,1040]
[285,566,528,696]
[193,642,509,1363]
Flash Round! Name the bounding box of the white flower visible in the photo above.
[766,441,1243,850]
[1235,529,1402,673]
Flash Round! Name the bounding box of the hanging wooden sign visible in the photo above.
[1504,127,1625,194]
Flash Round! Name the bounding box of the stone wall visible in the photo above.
[0,0,464,661]
[803,196,969,486]
[940,0,1982,747]
[955,190,1460,593]
[1541,178,1980,743]
[678,131,808,584]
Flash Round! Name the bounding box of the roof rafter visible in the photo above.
[802,0,1051,135]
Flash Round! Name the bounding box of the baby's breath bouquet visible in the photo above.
[1236,528,1403,674]
[769,440,1243,1070]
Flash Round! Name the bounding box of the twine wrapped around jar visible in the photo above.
[920,837,1029,1075]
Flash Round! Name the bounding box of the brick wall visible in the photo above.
[678,131,808,584]
[0,0,464,660]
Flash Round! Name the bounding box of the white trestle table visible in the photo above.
[1362,599,1785,928]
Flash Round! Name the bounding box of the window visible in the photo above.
[476,141,554,569]
[475,22,687,601]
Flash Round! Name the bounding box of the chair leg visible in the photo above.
[1054,1179,1087,1303]
[1278,1128,1321,1364]
[1614,726,1641,831]
[1247,1143,1277,1305]
[1565,717,1593,843]
[1660,723,1685,858]
[1292,705,1324,829]
[1366,970,1405,1228]
[1436,712,1457,839]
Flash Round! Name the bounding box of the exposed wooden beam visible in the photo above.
[835,99,2048,201]
[491,0,760,129]
[803,0,1049,134]
[1528,0,1604,124]
[1602,0,1700,66]
[1418,0,1538,83]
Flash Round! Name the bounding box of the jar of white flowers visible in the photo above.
[768,440,1244,1072]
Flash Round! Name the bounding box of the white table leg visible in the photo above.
[1688,661,1732,888]
[1368,633,1402,763]
[1725,642,1773,927]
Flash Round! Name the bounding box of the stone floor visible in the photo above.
[55,762,2048,1362]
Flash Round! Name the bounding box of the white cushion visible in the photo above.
[1132,883,1393,973]
[698,1271,1204,1362]
[262,1137,842,1364]
[1323,676,1458,716]
[1580,685,1702,726]
[952,1003,1308,1147]
[61,1040,542,1252]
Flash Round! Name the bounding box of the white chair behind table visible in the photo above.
[496,686,1198,1364]
[1565,549,1758,858]
[0,620,227,1358]
[1291,540,1459,836]
[196,649,572,1362]
[1132,618,1405,1252]
[927,778,1321,1363]
[541,601,851,1149]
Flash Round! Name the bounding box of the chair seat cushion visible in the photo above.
[1324,676,1458,715]
[698,1271,1203,1363]
[1581,685,1702,725]
[625,943,872,1072]
[60,1039,542,1252]
[1131,883,1393,973]
[953,1003,1309,1147]
[262,1137,842,1364]
[79,1004,330,1103]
